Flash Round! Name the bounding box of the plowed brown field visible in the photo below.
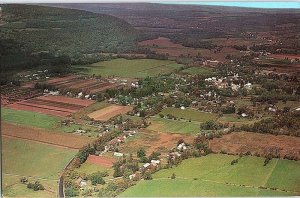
[86,155,116,167]
[88,105,133,121]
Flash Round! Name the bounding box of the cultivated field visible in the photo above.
[2,122,94,149]
[1,84,41,106]
[159,107,218,122]
[121,154,300,196]
[209,132,300,159]
[86,155,116,167]
[1,107,99,136]
[44,75,117,94]
[88,104,133,121]
[73,58,183,78]
[2,137,76,197]
[7,95,95,117]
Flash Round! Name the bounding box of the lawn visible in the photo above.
[2,137,76,197]
[148,117,200,135]
[73,58,183,78]
[159,107,217,122]
[1,107,99,136]
[181,66,215,76]
[121,154,300,196]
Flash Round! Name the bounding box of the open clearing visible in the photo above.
[119,129,194,155]
[148,117,200,135]
[121,154,300,196]
[160,107,217,122]
[7,95,94,117]
[88,104,133,121]
[209,132,300,159]
[73,58,183,78]
[2,122,94,149]
[2,137,76,197]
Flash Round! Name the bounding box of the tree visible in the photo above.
[137,148,146,158]
[171,173,176,179]
[65,186,79,197]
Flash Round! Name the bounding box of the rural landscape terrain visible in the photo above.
[1,2,300,197]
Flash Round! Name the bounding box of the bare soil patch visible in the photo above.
[88,105,133,121]
[86,155,116,167]
[209,131,300,159]
[268,54,300,60]
[2,122,93,149]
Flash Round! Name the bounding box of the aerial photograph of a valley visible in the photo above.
[0,1,299,197]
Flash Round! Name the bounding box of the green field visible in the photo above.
[121,154,300,196]
[148,116,200,135]
[160,107,217,122]
[1,107,99,137]
[2,137,76,197]
[182,66,215,76]
[73,58,183,78]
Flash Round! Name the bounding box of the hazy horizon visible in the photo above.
[160,1,300,9]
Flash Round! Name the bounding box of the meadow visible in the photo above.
[148,117,200,135]
[73,58,183,78]
[2,137,76,197]
[159,107,217,122]
[121,154,300,196]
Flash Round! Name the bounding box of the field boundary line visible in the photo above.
[263,158,279,187]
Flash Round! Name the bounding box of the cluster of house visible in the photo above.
[205,73,253,92]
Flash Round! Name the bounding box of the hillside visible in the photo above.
[0,4,138,82]
[45,3,300,50]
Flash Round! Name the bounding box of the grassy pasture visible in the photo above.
[121,154,300,196]
[148,117,200,135]
[159,107,217,122]
[181,66,215,76]
[2,137,76,197]
[73,58,183,78]
[1,107,99,137]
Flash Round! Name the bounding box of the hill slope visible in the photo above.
[0,4,138,82]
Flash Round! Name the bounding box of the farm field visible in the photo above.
[2,137,77,197]
[209,131,300,159]
[1,108,98,136]
[2,122,94,149]
[7,95,95,117]
[1,84,41,106]
[148,116,200,135]
[181,66,216,76]
[43,75,117,94]
[88,104,133,121]
[121,154,300,196]
[73,58,183,78]
[72,101,110,121]
[86,155,116,168]
[159,107,218,122]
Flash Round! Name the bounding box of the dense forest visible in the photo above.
[0,4,138,83]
